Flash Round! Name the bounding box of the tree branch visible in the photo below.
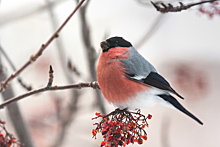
[0,0,86,93]
[0,81,99,109]
[151,0,219,13]
[78,0,106,114]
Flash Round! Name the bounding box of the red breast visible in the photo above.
[97,47,149,104]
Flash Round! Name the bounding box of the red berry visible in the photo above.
[138,138,143,145]
[101,141,106,146]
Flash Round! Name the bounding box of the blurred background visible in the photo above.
[0,0,220,146]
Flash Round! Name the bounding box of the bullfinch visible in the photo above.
[97,36,203,125]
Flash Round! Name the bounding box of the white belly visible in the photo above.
[112,87,175,110]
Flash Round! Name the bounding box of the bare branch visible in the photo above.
[0,81,99,109]
[151,0,219,13]
[0,0,86,93]
[0,44,32,91]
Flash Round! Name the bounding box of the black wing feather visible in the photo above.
[144,72,184,99]
[144,72,170,90]
[159,94,203,125]
[128,72,184,99]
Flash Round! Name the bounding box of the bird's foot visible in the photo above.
[113,107,128,114]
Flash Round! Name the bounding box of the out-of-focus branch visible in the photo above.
[161,115,171,147]
[45,1,82,147]
[0,0,86,93]
[151,0,219,13]
[78,0,106,114]
[0,44,32,91]
[0,56,35,146]
[68,59,81,77]
[135,14,165,49]
[0,0,67,26]
[52,96,79,147]
[0,81,99,109]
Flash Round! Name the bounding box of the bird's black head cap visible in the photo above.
[100,36,132,52]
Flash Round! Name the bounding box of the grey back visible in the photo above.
[119,47,157,78]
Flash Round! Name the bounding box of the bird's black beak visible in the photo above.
[100,41,110,52]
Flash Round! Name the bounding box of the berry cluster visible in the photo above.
[92,109,152,147]
[0,119,22,147]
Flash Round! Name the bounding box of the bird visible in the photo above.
[97,36,203,125]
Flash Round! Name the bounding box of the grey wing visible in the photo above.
[120,47,184,99]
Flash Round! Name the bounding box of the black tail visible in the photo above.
[158,94,203,125]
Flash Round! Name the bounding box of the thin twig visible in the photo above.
[0,81,99,109]
[45,0,78,81]
[0,44,32,91]
[47,65,54,87]
[0,0,86,93]
[151,0,219,13]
